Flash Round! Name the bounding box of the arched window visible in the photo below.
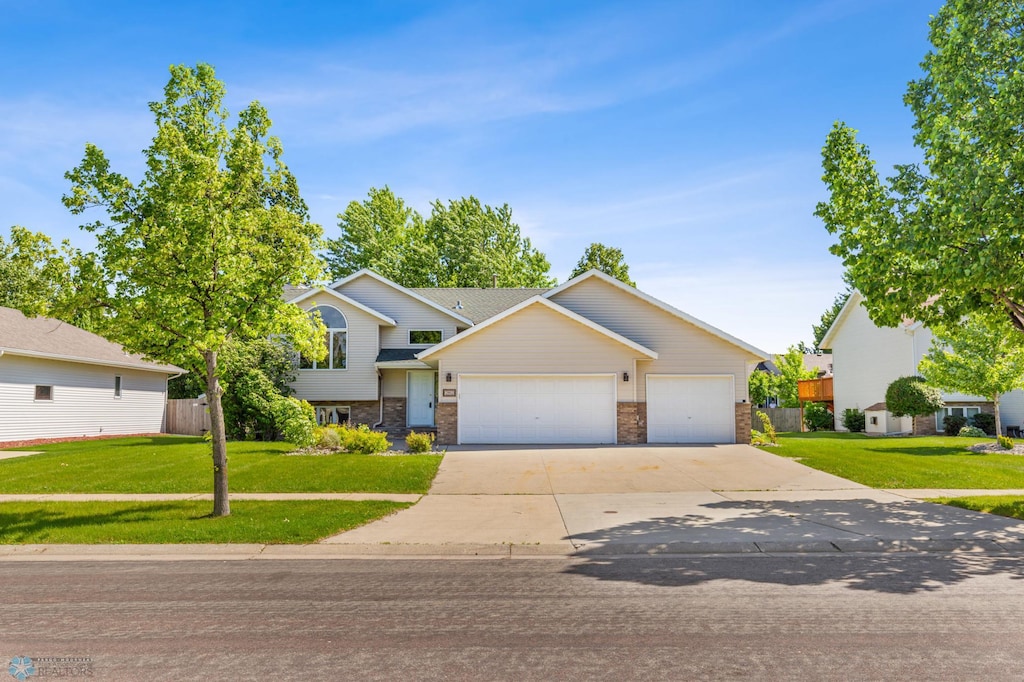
[300,305,347,370]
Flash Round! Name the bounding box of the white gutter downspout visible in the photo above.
[373,371,384,428]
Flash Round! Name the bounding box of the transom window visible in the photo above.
[300,305,347,370]
[409,330,442,345]
[935,406,980,431]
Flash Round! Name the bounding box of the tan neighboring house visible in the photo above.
[820,291,1024,435]
[0,307,183,443]
[285,269,768,445]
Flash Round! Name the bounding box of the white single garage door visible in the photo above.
[459,375,616,444]
[647,375,735,443]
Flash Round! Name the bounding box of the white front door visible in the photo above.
[407,371,436,427]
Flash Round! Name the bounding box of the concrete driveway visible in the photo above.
[324,445,1024,554]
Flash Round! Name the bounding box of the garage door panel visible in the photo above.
[459,375,616,444]
[647,375,734,444]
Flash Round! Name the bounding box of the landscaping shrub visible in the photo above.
[943,414,968,437]
[405,431,435,453]
[885,376,944,418]
[998,435,1014,450]
[958,425,986,438]
[315,425,342,450]
[971,412,996,436]
[338,424,391,454]
[751,410,778,446]
[271,396,317,447]
[803,402,834,431]
[841,408,865,432]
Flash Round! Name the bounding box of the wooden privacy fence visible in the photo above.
[750,406,803,433]
[165,398,210,436]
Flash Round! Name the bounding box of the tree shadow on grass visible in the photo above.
[0,503,200,543]
[563,498,1024,594]
[868,446,990,457]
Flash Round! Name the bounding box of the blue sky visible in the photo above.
[0,0,942,352]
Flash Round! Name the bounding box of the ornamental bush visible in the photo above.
[943,414,968,437]
[803,402,834,431]
[751,411,778,446]
[841,408,865,432]
[338,423,391,454]
[271,396,317,448]
[885,376,944,418]
[998,435,1014,450]
[405,431,435,453]
[958,425,986,438]
[971,412,996,436]
[314,425,342,450]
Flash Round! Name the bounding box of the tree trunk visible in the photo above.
[993,393,1002,438]
[205,350,230,517]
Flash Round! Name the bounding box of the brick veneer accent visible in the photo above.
[382,397,407,428]
[436,402,458,445]
[616,402,647,444]
[735,402,752,444]
[345,401,380,427]
[913,401,995,436]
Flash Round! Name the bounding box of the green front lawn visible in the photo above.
[932,496,1024,521]
[0,437,442,494]
[0,500,410,544]
[762,432,1024,489]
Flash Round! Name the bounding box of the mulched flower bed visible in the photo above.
[968,442,1024,455]
[0,433,165,450]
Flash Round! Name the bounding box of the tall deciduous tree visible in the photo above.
[813,289,851,350]
[325,186,436,286]
[569,242,635,286]
[816,1,1024,333]
[63,63,324,517]
[919,315,1024,437]
[775,345,816,408]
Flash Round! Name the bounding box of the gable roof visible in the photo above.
[287,286,397,326]
[0,307,183,374]
[329,270,475,326]
[544,269,768,360]
[416,295,658,361]
[411,287,550,323]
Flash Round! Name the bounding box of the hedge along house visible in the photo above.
[0,306,183,444]
[286,269,768,445]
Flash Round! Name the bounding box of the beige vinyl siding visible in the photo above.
[290,291,381,401]
[380,368,408,398]
[0,355,168,442]
[336,275,460,348]
[428,303,640,402]
[549,277,754,402]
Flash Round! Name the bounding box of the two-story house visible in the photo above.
[285,269,768,446]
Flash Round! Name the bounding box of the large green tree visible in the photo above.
[775,345,816,408]
[816,1,1024,333]
[919,314,1024,436]
[569,242,635,286]
[813,289,851,350]
[325,186,436,286]
[63,63,324,517]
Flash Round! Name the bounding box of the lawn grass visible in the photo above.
[0,436,442,494]
[0,500,410,544]
[762,432,1024,489]
[931,496,1024,521]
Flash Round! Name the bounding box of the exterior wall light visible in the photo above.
[623,372,629,382]
[445,372,452,383]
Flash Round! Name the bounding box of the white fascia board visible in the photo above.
[374,360,433,370]
[544,269,769,361]
[289,286,397,326]
[819,290,863,350]
[416,295,658,361]
[0,347,183,374]
[328,269,475,326]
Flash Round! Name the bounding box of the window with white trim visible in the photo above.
[35,385,53,401]
[409,330,442,345]
[300,305,347,370]
[935,406,980,431]
[114,375,122,398]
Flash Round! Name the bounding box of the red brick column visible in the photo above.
[735,403,752,444]
[436,402,458,445]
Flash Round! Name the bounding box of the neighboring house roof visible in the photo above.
[329,270,475,326]
[755,360,780,375]
[544,269,769,360]
[865,402,888,412]
[0,307,183,374]
[287,286,398,326]
[412,288,550,324]
[803,352,833,376]
[417,296,659,361]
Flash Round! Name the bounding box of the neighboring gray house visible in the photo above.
[286,269,768,446]
[0,307,183,443]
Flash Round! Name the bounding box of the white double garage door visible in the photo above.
[458,374,735,445]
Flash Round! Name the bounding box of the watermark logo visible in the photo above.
[7,657,34,681]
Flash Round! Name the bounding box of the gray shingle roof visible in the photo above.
[376,348,420,363]
[411,288,550,324]
[283,284,309,302]
[0,307,183,374]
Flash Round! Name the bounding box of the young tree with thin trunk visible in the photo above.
[63,63,324,517]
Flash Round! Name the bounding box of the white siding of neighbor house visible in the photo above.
[0,354,168,442]
[290,291,381,402]
[335,275,460,348]
[429,303,642,403]
[548,277,755,402]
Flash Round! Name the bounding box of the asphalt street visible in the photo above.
[2,554,1024,681]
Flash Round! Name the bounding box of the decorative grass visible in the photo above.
[0,436,442,494]
[761,432,1024,489]
[0,500,409,544]
[931,496,1024,521]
